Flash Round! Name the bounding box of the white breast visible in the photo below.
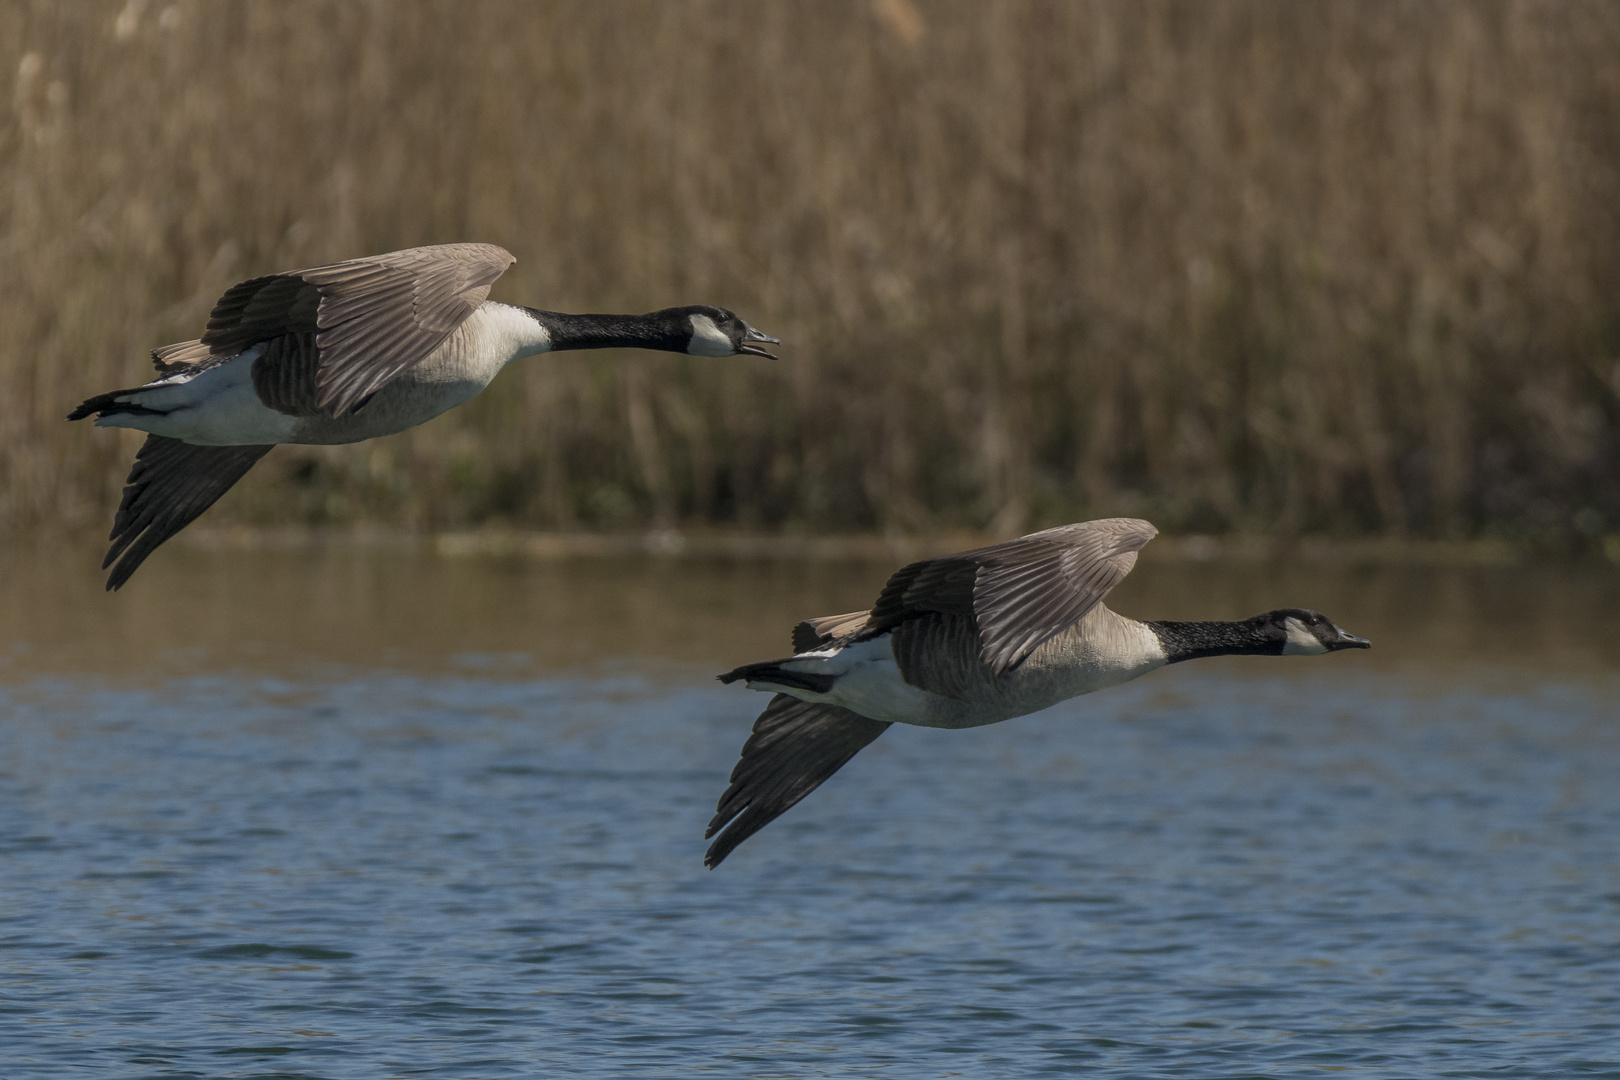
[401,303,551,397]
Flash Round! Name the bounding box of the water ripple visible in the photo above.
[1,669,1617,1077]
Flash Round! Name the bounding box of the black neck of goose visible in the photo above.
[1146,619,1284,664]
[522,309,686,353]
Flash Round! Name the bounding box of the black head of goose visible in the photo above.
[66,243,779,590]
[704,517,1370,868]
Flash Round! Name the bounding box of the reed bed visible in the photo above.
[4,0,1618,543]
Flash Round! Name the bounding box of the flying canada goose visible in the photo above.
[705,517,1370,867]
[68,242,779,589]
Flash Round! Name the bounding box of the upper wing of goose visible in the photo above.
[198,243,515,417]
[863,517,1159,674]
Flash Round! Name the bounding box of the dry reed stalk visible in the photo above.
[2,0,1617,543]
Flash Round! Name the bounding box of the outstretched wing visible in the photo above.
[200,243,515,417]
[704,694,890,868]
[102,435,274,591]
[863,517,1159,675]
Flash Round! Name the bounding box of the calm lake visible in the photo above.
[2,538,1617,1078]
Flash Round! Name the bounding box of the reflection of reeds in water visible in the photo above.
[5,2,1619,542]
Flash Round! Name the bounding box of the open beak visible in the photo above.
[737,323,781,359]
[1328,626,1372,650]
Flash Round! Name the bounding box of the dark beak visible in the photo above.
[737,323,780,359]
[1328,626,1372,651]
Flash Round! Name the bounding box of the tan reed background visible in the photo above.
[4,0,1619,543]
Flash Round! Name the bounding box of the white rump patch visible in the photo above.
[94,344,298,445]
[748,634,930,725]
[686,314,734,356]
[1282,617,1329,656]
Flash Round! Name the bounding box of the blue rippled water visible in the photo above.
[3,653,1618,1077]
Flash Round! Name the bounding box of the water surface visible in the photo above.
[2,541,1617,1077]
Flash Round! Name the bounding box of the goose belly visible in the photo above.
[286,368,492,444]
[920,613,1170,729]
[918,660,1146,729]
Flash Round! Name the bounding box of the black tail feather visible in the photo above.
[67,388,165,422]
[717,658,837,695]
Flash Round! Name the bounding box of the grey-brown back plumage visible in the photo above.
[861,517,1158,676]
[201,242,515,416]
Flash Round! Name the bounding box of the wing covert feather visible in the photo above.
[791,610,871,653]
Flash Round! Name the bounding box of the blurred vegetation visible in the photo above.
[4,0,1619,544]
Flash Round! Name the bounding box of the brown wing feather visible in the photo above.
[249,333,322,415]
[888,612,984,699]
[150,339,214,374]
[203,274,318,353]
[704,695,890,868]
[791,610,871,653]
[861,518,1158,676]
[102,435,274,591]
[199,243,515,417]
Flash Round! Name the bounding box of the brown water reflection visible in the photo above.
[3,535,1618,683]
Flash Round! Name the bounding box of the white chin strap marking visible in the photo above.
[1282,617,1329,655]
[686,314,734,356]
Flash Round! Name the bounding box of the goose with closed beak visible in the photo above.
[705,517,1370,867]
[69,242,779,589]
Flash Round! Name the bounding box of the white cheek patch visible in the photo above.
[1282,617,1329,656]
[686,314,734,356]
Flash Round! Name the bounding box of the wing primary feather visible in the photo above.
[100,436,274,591]
[704,696,889,868]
